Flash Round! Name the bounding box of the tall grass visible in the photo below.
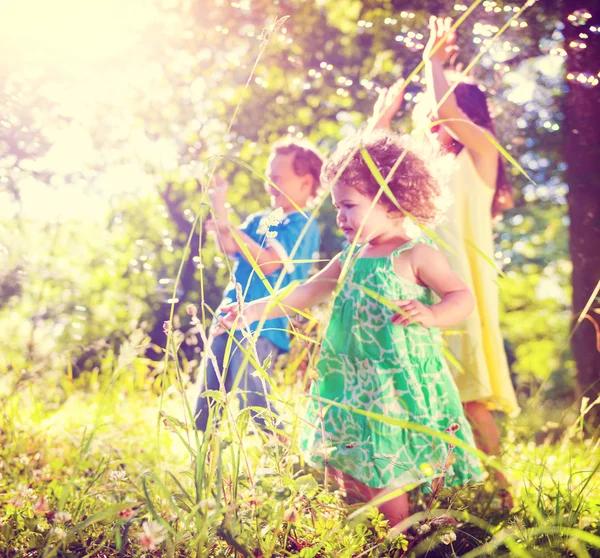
[1,343,599,556]
[2,0,600,556]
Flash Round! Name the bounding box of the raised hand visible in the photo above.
[391,299,436,328]
[423,16,458,65]
[211,300,265,336]
[370,78,405,130]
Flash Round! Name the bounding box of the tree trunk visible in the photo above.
[563,0,600,425]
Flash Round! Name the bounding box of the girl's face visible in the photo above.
[331,182,400,244]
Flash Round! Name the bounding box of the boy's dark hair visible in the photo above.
[271,137,324,195]
[452,81,513,219]
[321,130,444,224]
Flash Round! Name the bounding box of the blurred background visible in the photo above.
[0,0,598,415]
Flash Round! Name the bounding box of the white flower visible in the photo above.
[441,532,456,545]
[417,522,431,535]
[54,511,72,524]
[137,520,167,550]
[17,485,37,501]
[267,207,285,226]
[257,207,285,235]
[109,470,128,483]
[51,527,67,541]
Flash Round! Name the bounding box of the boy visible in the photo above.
[194,138,323,433]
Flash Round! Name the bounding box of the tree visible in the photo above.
[562,1,600,423]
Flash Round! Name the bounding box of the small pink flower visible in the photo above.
[163,321,172,335]
[33,497,49,515]
[9,496,23,508]
[118,508,134,520]
[137,520,167,550]
[283,508,299,523]
[445,423,460,434]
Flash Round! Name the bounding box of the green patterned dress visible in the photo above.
[300,237,483,489]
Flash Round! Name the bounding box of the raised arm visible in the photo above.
[207,221,286,275]
[367,78,405,131]
[423,16,496,158]
[215,254,343,333]
[205,177,284,274]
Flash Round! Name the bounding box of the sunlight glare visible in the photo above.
[1,0,158,68]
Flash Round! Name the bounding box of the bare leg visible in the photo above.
[329,468,409,527]
[464,401,512,508]
[463,400,501,455]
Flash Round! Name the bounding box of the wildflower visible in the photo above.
[54,511,72,524]
[118,508,134,520]
[268,206,285,226]
[33,497,50,515]
[257,207,285,234]
[109,470,128,483]
[283,508,299,523]
[445,423,460,434]
[18,485,37,501]
[441,532,456,545]
[163,321,172,335]
[137,520,167,550]
[417,522,431,535]
[186,304,198,317]
[50,527,67,541]
[9,496,23,508]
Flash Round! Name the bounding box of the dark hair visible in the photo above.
[321,130,443,224]
[453,82,513,219]
[271,138,324,196]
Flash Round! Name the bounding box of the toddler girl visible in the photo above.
[216,130,483,525]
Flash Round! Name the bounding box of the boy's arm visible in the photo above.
[207,220,283,274]
[214,254,342,333]
[206,175,282,272]
[392,244,474,328]
[205,219,238,255]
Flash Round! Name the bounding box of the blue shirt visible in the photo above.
[220,210,321,352]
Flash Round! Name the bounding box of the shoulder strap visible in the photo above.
[391,235,437,257]
[339,243,361,263]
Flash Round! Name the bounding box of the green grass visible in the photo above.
[1,337,599,557]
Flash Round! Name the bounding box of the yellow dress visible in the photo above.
[437,149,519,416]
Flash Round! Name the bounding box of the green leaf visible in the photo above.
[199,390,227,404]
[172,493,192,513]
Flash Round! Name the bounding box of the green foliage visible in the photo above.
[0,1,594,555]
[1,345,599,556]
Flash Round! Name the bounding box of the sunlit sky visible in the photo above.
[1,0,157,67]
[0,0,166,221]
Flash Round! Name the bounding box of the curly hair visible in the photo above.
[271,137,324,196]
[321,130,446,225]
